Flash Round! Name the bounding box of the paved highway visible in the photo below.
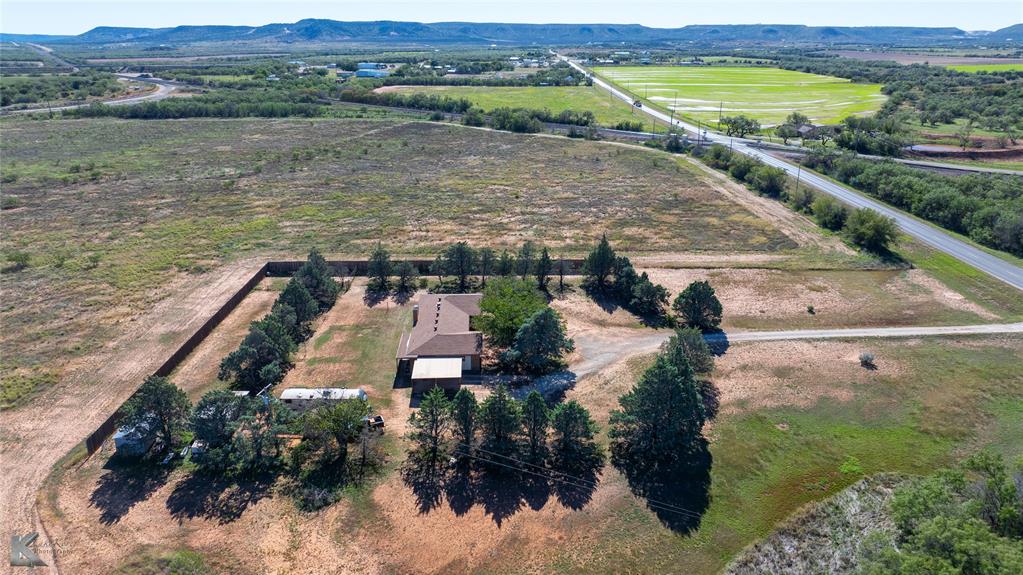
[559,55,1023,291]
[2,74,179,115]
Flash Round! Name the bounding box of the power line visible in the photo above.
[453,443,707,521]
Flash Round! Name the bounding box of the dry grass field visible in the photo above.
[4,116,1022,575]
[39,282,1023,575]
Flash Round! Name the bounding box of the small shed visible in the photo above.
[280,387,367,413]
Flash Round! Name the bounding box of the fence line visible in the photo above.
[79,257,590,455]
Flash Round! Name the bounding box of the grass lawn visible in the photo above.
[545,335,1023,574]
[947,63,1023,72]
[592,66,887,126]
[378,85,665,129]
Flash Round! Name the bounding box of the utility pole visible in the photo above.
[718,100,723,125]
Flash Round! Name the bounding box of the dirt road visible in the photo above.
[571,322,1023,381]
[0,259,265,574]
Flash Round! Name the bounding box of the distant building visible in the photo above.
[280,388,368,413]
[357,62,388,70]
[396,294,483,392]
[355,69,390,78]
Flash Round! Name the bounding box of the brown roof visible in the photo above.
[398,293,483,359]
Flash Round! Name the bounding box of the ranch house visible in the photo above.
[395,293,483,392]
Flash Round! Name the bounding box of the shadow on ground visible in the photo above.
[613,438,712,534]
[165,470,274,524]
[89,456,173,525]
[401,448,603,526]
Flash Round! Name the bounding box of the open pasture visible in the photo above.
[376,84,662,128]
[592,66,886,126]
[947,63,1023,73]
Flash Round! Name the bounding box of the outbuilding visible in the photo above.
[280,387,368,413]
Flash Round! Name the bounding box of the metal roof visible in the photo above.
[411,357,463,380]
[279,388,367,401]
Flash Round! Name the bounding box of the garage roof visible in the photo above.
[411,357,463,380]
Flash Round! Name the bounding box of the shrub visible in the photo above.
[844,208,899,253]
[811,196,849,231]
[859,352,875,368]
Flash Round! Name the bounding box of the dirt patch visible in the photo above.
[171,279,279,400]
[712,340,903,414]
[883,269,997,320]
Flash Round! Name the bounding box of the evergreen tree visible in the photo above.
[535,247,553,292]
[451,387,478,453]
[629,272,669,316]
[663,327,714,375]
[119,375,191,453]
[478,248,496,286]
[502,307,575,373]
[407,387,451,460]
[609,353,705,466]
[522,391,550,461]
[192,389,249,449]
[444,241,477,293]
[672,280,723,332]
[430,254,446,284]
[551,400,601,466]
[516,241,536,281]
[367,242,392,290]
[295,248,341,308]
[479,384,521,456]
[394,260,419,293]
[279,278,319,324]
[495,249,515,277]
[582,233,616,290]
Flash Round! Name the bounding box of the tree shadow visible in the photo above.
[89,456,173,525]
[582,285,620,315]
[362,284,390,308]
[551,450,604,510]
[400,453,448,514]
[698,379,721,421]
[703,330,730,357]
[613,438,712,534]
[392,287,415,305]
[400,449,600,526]
[165,470,274,524]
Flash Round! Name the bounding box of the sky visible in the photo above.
[2,0,1021,35]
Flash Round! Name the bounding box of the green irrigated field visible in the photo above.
[378,85,664,128]
[592,66,887,126]
[948,63,1023,72]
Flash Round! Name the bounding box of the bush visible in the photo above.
[844,208,899,253]
[811,196,849,231]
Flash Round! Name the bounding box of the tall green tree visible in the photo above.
[502,307,575,373]
[609,354,705,465]
[521,391,549,461]
[551,400,601,466]
[629,272,669,317]
[232,397,292,471]
[444,241,477,293]
[407,387,451,460]
[582,233,616,290]
[516,241,536,281]
[478,248,496,286]
[279,277,319,324]
[672,280,723,332]
[495,249,515,277]
[394,260,419,293]
[475,278,547,347]
[479,384,521,456]
[663,327,714,375]
[119,375,191,453]
[535,247,553,292]
[451,387,478,453]
[366,242,392,290]
[430,254,446,284]
[219,320,292,392]
[303,398,370,466]
[192,389,249,449]
[295,248,341,308]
